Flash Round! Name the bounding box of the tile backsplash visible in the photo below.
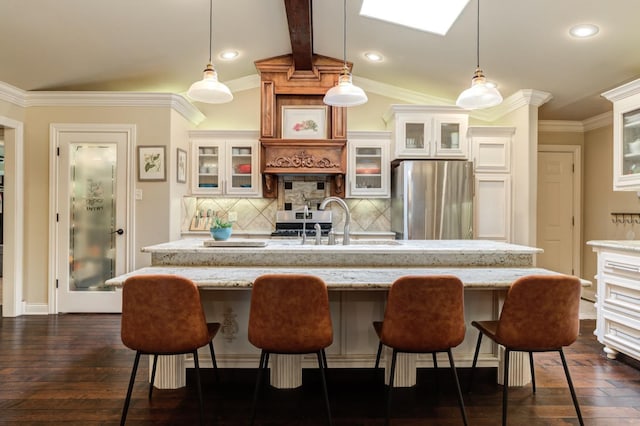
[182,196,391,235]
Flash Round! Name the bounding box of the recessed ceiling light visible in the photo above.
[219,50,239,60]
[569,24,599,38]
[364,52,383,62]
[360,0,470,36]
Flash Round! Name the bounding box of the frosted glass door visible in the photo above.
[69,144,117,291]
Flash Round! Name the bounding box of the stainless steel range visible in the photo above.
[271,210,333,237]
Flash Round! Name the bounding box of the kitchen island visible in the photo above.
[108,238,578,390]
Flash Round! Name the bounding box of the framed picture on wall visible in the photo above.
[282,105,328,139]
[137,146,166,182]
[176,148,187,183]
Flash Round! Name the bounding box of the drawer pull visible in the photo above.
[605,260,640,274]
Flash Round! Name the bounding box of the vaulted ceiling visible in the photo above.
[1,0,639,121]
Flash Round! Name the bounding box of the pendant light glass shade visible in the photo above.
[455,0,501,110]
[456,68,502,109]
[323,0,367,107]
[323,67,368,107]
[187,63,233,103]
[186,0,233,104]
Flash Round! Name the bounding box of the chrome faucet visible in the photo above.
[319,196,350,245]
[314,223,322,245]
[301,205,309,245]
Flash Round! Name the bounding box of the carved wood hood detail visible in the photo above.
[262,139,346,174]
[266,152,340,169]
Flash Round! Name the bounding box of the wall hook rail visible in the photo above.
[611,212,640,224]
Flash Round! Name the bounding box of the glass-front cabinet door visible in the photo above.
[603,78,640,190]
[347,133,391,198]
[192,141,223,195]
[622,108,640,176]
[394,114,430,158]
[226,141,260,195]
[194,142,223,195]
[433,114,469,158]
[190,133,261,197]
[386,106,469,160]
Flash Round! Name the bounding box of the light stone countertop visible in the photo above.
[144,238,542,268]
[587,240,640,253]
[106,265,580,290]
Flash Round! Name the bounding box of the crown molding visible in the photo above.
[539,112,612,133]
[353,75,452,106]
[0,81,27,107]
[24,92,205,125]
[538,120,584,133]
[601,78,640,102]
[583,112,612,131]
[465,89,553,122]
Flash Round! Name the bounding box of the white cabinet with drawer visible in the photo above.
[588,241,640,361]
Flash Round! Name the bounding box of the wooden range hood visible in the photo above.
[255,0,352,198]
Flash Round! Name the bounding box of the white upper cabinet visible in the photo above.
[384,105,469,160]
[603,78,640,190]
[346,131,391,198]
[189,131,261,197]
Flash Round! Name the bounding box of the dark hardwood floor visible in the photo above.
[1,315,639,425]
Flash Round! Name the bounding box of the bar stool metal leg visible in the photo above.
[502,348,510,426]
[249,350,268,426]
[192,350,205,426]
[386,349,398,426]
[559,349,584,425]
[529,351,536,393]
[446,349,468,426]
[149,354,158,399]
[121,351,141,426]
[468,331,483,393]
[317,351,333,426]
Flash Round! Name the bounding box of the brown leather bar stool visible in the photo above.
[469,274,584,426]
[373,275,468,426]
[248,273,333,425]
[120,274,220,426]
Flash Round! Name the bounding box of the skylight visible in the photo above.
[359,0,470,36]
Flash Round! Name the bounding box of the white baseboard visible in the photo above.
[22,302,49,315]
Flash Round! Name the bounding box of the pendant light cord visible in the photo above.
[208,0,213,63]
[476,0,480,68]
[342,0,347,68]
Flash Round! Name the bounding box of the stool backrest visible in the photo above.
[248,274,333,354]
[496,275,581,350]
[121,274,210,354]
[380,275,466,352]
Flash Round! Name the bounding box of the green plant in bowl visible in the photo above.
[210,216,233,241]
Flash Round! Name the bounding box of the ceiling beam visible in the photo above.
[284,0,314,70]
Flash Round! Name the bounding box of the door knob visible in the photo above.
[112,228,124,235]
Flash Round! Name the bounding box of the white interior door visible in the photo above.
[55,128,132,312]
[537,150,575,275]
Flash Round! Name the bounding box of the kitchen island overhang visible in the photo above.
[107,239,589,390]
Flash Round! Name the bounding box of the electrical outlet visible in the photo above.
[135,189,143,200]
[228,211,238,222]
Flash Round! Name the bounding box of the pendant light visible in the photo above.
[187,0,233,104]
[323,0,368,107]
[456,0,502,110]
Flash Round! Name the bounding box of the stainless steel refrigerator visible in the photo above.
[391,160,474,239]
